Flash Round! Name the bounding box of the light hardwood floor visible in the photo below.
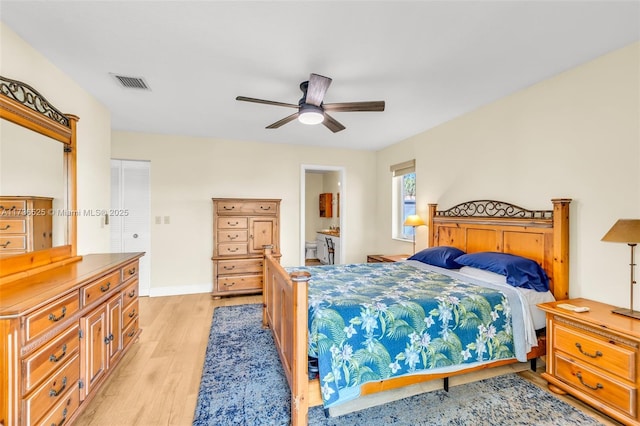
[74,293,622,426]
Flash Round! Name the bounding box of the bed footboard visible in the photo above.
[263,246,312,426]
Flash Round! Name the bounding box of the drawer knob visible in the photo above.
[576,372,603,391]
[49,344,67,363]
[49,376,68,397]
[0,241,11,248]
[48,306,67,322]
[575,342,603,358]
[100,282,111,292]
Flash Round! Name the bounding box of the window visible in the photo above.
[390,160,416,240]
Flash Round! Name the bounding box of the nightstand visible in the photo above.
[366,254,410,263]
[538,298,640,425]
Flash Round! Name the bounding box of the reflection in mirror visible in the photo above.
[0,119,67,255]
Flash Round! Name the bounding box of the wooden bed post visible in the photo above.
[552,198,571,300]
[428,203,437,247]
[290,271,311,426]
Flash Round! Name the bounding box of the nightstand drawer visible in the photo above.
[554,322,636,381]
[554,353,636,417]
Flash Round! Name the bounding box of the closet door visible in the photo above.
[111,159,151,296]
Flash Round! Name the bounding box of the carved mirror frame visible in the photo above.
[0,76,80,279]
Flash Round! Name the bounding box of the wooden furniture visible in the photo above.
[539,298,640,425]
[319,193,332,218]
[212,198,280,297]
[262,198,571,425]
[366,254,410,263]
[0,76,80,278]
[0,196,53,254]
[0,252,143,426]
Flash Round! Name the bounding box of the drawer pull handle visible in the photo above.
[223,265,235,270]
[223,206,235,210]
[129,309,136,318]
[576,372,603,391]
[104,333,114,344]
[51,407,68,426]
[224,282,236,287]
[575,343,603,358]
[128,267,136,275]
[228,234,239,240]
[100,282,111,292]
[227,248,239,253]
[228,221,239,226]
[260,205,271,210]
[49,376,67,397]
[0,224,10,230]
[49,344,67,363]
[49,306,67,322]
[128,329,137,337]
[128,290,136,298]
[0,241,11,248]
[0,205,17,212]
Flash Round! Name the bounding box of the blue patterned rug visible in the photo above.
[193,304,604,426]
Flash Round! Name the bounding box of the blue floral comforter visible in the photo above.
[285,261,529,408]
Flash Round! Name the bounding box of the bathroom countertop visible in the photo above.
[317,230,340,238]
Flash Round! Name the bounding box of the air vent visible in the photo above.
[110,73,150,90]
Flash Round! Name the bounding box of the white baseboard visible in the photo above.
[147,283,211,298]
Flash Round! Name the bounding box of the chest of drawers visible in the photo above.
[0,252,144,426]
[212,198,280,297]
[539,298,640,425]
[0,197,53,254]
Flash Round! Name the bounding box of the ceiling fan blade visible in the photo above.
[322,113,346,133]
[323,101,385,112]
[305,73,332,106]
[236,96,298,109]
[266,112,299,129]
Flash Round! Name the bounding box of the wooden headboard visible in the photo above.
[427,199,571,301]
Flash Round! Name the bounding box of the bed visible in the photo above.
[262,198,571,425]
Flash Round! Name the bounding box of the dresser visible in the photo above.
[211,198,280,297]
[366,254,410,263]
[538,298,640,425]
[0,197,53,254]
[0,252,143,426]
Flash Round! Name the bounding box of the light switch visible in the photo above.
[164,216,170,224]
[155,216,162,224]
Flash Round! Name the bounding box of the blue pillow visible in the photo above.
[408,246,465,269]
[454,252,549,292]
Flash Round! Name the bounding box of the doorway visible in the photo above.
[300,165,345,266]
[110,159,151,296]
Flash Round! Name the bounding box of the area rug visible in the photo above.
[193,304,604,426]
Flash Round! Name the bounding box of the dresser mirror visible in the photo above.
[0,75,79,277]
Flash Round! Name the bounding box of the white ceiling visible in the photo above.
[1,1,638,151]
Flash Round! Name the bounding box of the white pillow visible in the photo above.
[458,266,508,285]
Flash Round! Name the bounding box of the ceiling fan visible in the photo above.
[235,73,385,133]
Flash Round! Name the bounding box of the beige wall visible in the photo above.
[111,133,376,295]
[0,23,112,255]
[376,42,640,308]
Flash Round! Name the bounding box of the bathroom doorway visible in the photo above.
[300,165,345,266]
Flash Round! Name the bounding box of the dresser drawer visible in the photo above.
[0,218,26,234]
[81,270,121,307]
[122,260,139,282]
[554,323,636,381]
[23,352,80,425]
[217,217,248,229]
[554,353,636,417]
[0,235,26,250]
[216,275,262,293]
[0,199,27,216]
[217,201,277,215]
[35,382,80,426]
[218,243,248,256]
[217,258,263,275]
[217,229,248,243]
[24,292,80,342]
[123,299,139,329]
[121,279,138,308]
[123,317,140,349]
[23,324,80,394]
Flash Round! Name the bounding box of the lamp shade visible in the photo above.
[601,219,640,243]
[298,104,324,125]
[404,215,425,227]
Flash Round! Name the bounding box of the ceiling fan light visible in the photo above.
[298,104,324,125]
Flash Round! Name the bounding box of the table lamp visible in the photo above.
[404,214,425,255]
[601,219,640,319]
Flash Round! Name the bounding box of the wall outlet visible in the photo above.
[164,216,170,224]
[155,216,162,224]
